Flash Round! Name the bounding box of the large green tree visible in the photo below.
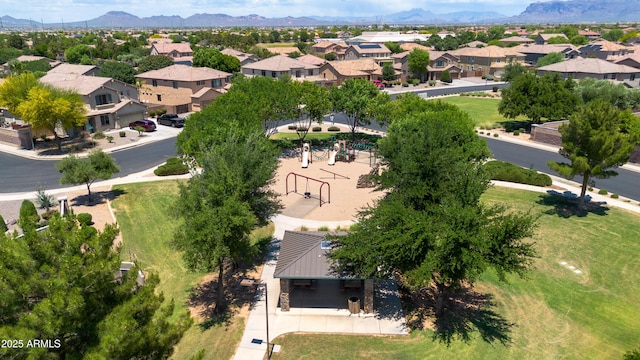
[499,73,579,123]
[172,130,280,312]
[330,78,390,140]
[330,95,537,315]
[292,81,332,141]
[192,47,241,73]
[547,99,640,209]
[574,78,640,110]
[56,149,120,202]
[407,48,430,82]
[536,52,565,67]
[0,72,39,116]
[0,213,190,359]
[97,60,137,84]
[501,62,528,82]
[137,54,174,73]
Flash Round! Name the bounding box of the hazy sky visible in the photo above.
[1,0,532,23]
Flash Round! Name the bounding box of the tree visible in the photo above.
[18,199,39,230]
[330,96,537,315]
[330,78,390,141]
[172,130,280,312]
[56,149,120,202]
[501,62,528,82]
[16,85,86,151]
[0,213,190,359]
[546,36,570,45]
[499,73,579,123]
[292,81,332,141]
[384,41,402,54]
[574,78,637,110]
[382,63,396,82]
[324,53,337,61]
[407,48,430,82]
[536,52,565,67]
[138,55,174,73]
[0,73,39,116]
[192,47,241,73]
[64,44,94,64]
[97,60,136,84]
[441,69,452,83]
[570,35,588,46]
[0,215,7,233]
[547,99,639,209]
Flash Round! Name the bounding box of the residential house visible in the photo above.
[150,43,193,65]
[426,51,462,81]
[344,43,392,64]
[220,48,258,66]
[296,54,327,67]
[399,43,433,52]
[578,29,601,40]
[391,51,410,80]
[450,45,525,77]
[498,36,535,46]
[312,41,348,60]
[241,55,320,79]
[512,44,581,66]
[536,57,639,82]
[39,73,146,133]
[136,64,231,114]
[465,41,488,48]
[319,59,382,85]
[579,40,634,61]
[48,63,98,76]
[1,55,61,74]
[535,33,569,45]
[615,53,640,70]
[348,31,430,43]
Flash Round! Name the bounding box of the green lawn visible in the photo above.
[435,96,527,129]
[111,181,274,360]
[270,132,337,141]
[270,187,640,360]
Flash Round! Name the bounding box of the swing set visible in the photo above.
[285,172,331,207]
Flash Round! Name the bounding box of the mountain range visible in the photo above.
[1,0,639,29]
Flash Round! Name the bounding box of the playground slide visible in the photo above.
[328,143,339,166]
[301,143,310,168]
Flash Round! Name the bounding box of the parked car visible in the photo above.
[129,120,156,132]
[156,114,185,128]
[372,79,384,89]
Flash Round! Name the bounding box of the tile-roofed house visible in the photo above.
[579,40,635,61]
[465,40,488,48]
[220,48,258,66]
[426,51,462,81]
[399,43,433,52]
[615,53,640,70]
[450,45,525,77]
[296,54,326,67]
[319,59,383,85]
[274,231,376,313]
[535,33,569,45]
[311,41,349,60]
[47,63,99,76]
[512,44,581,66]
[136,64,231,114]
[578,29,601,40]
[536,57,640,82]
[241,55,320,79]
[1,55,61,74]
[40,73,146,133]
[498,36,535,46]
[150,43,193,65]
[344,43,392,63]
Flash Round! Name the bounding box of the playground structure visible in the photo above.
[319,168,350,180]
[328,143,340,166]
[285,172,331,207]
[301,142,311,168]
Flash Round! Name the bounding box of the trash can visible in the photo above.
[348,296,360,314]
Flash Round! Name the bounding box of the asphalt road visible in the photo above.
[0,138,178,193]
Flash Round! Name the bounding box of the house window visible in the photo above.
[435,60,444,67]
[196,80,205,86]
[604,74,609,80]
[152,80,158,87]
[308,69,313,76]
[272,72,277,78]
[99,115,110,126]
[631,74,636,81]
[157,94,162,102]
[468,56,475,62]
[496,58,501,63]
[261,70,266,76]
[95,94,113,106]
[172,81,179,89]
[295,70,301,78]
[211,79,222,87]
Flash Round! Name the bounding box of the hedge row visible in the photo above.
[271,133,382,151]
[485,160,552,187]
[154,157,189,176]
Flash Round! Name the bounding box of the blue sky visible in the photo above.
[1,0,532,23]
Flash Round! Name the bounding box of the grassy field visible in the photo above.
[111,181,274,360]
[435,96,527,129]
[270,187,640,360]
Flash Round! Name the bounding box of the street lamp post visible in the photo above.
[241,279,271,359]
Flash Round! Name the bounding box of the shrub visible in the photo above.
[479,131,484,135]
[611,193,619,199]
[312,126,322,132]
[318,226,329,231]
[106,135,114,143]
[93,131,106,140]
[19,200,40,229]
[485,160,552,187]
[0,214,7,233]
[411,78,420,86]
[41,209,59,220]
[157,108,167,116]
[492,85,499,93]
[35,187,56,210]
[135,126,145,136]
[119,131,126,137]
[77,213,93,226]
[441,70,452,83]
[154,157,189,176]
[149,110,156,118]
[513,130,520,136]
[328,126,340,132]
[598,189,608,195]
[300,225,308,231]
[402,82,409,87]
[493,133,499,137]
[428,80,437,87]
[287,125,297,130]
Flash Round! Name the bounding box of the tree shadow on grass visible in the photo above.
[189,237,277,331]
[401,283,513,347]
[537,190,609,218]
[70,188,127,207]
